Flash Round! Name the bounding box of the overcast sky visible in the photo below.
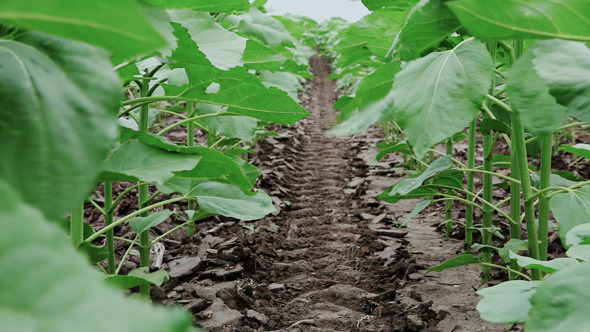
[265,0,370,22]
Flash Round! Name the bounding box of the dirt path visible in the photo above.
[146,56,513,331]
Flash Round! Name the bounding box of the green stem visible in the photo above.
[509,133,522,279]
[104,182,116,274]
[71,202,85,248]
[116,234,140,275]
[538,133,553,261]
[157,112,224,136]
[445,138,454,237]
[139,79,151,298]
[511,112,542,280]
[186,102,197,236]
[465,118,477,250]
[482,263,532,281]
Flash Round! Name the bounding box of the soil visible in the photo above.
[87,56,527,331]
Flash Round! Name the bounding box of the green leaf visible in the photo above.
[78,242,109,265]
[566,245,590,262]
[390,156,454,196]
[0,0,166,57]
[549,186,590,247]
[260,70,302,102]
[142,0,249,12]
[129,210,172,234]
[0,33,120,220]
[99,140,200,185]
[508,251,579,274]
[328,62,401,136]
[477,281,540,324]
[498,239,529,262]
[168,10,246,70]
[395,0,462,61]
[426,254,481,273]
[506,47,568,134]
[392,39,493,158]
[375,140,412,162]
[236,8,294,46]
[189,182,275,220]
[565,223,590,247]
[167,24,308,125]
[480,118,513,136]
[105,268,169,290]
[242,39,289,71]
[448,0,590,42]
[531,40,590,122]
[0,181,196,332]
[401,200,431,226]
[561,144,590,160]
[362,0,399,10]
[196,104,258,142]
[527,263,590,331]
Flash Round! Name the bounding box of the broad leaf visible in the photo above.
[549,186,590,247]
[392,39,493,158]
[142,0,249,12]
[189,182,275,220]
[401,200,431,226]
[196,104,258,142]
[0,181,196,332]
[561,144,590,160]
[508,251,579,274]
[0,33,120,220]
[260,70,302,102]
[390,156,454,196]
[328,62,401,136]
[426,254,481,273]
[167,24,308,125]
[362,0,399,10]
[566,245,590,262]
[477,281,540,324]
[565,224,590,247]
[395,0,462,61]
[236,8,294,46]
[0,0,166,57]
[506,47,568,134]
[527,263,590,331]
[168,10,246,70]
[99,140,200,185]
[129,210,172,234]
[242,39,289,71]
[531,40,590,122]
[106,268,169,290]
[448,0,590,42]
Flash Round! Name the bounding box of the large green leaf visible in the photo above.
[0,33,120,220]
[166,24,308,125]
[328,62,401,136]
[195,104,258,142]
[391,156,454,195]
[0,0,166,57]
[0,181,197,332]
[448,0,590,42]
[142,0,249,12]
[506,47,568,134]
[477,281,540,324]
[392,39,493,158]
[260,70,302,102]
[242,39,289,71]
[527,263,590,331]
[549,186,590,247]
[99,140,200,185]
[106,268,170,290]
[530,40,590,122]
[362,0,399,10]
[236,8,294,46]
[189,182,275,220]
[129,210,172,234]
[394,0,462,61]
[508,251,579,274]
[168,10,246,70]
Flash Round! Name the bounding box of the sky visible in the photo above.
[264,0,370,23]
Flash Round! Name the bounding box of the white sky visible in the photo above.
[265,0,370,22]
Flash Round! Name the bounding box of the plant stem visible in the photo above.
[509,141,522,280]
[445,138,454,237]
[71,202,85,248]
[139,79,151,298]
[465,118,477,250]
[538,133,553,261]
[510,112,542,280]
[480,42,497,282]
[104,182,116,274]
[186,102,197,236]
